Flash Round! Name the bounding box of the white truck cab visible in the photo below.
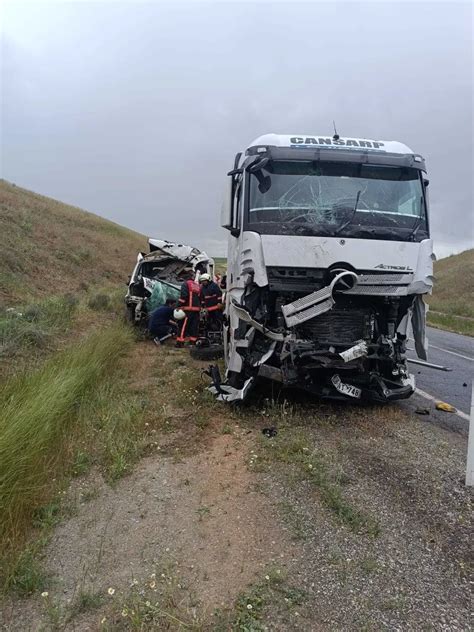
[212,133,434,403]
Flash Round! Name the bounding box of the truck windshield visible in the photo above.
[247,160,428,241]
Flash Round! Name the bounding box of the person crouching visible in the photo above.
[148,298,178,345]
[176,271,201,346]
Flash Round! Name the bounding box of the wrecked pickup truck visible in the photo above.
[210,133,434,403]
[125,238,214,325]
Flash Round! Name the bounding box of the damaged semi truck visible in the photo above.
[210,133,434,403]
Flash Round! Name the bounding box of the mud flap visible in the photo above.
[411,295,428,360]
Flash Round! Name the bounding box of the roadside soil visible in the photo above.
[1,340,472,631]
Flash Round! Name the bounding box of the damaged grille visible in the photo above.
[298,307,371,345]
[267,267,325,292]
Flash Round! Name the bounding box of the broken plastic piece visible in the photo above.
[208,377,254,402]
[339,340,368,363]
[281,270,358,328]
[231,303,285,341]
[435,401,457,413]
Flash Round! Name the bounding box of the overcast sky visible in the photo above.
[1,1,473,257]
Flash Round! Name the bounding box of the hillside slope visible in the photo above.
[0,180,147,305]
[427,248,474,336]
[430,249,474,317]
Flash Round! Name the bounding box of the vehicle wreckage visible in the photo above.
[125,238,214,325]
[208,133,435,403]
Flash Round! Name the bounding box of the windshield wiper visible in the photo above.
[334,190,361,235]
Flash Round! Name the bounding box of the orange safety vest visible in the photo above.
[178,279,201,312]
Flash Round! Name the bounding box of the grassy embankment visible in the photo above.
[0,181,150,590]
[0,179,145,305]
[0,292,145,592]
[427,248,474,336]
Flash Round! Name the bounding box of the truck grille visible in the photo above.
[298,307,371,345]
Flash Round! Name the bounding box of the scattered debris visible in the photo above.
[262,427,278,438]
[463,382,468,387]
[415,408,430,415]
[435,401,457,413]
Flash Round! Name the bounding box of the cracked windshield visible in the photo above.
[249,161,425,239]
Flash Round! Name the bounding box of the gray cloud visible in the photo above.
[2,1,472,258]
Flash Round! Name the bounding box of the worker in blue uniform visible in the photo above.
[199,273,223,331]
[148,298,177,345]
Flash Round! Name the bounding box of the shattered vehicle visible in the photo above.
[125,238,214,325]
[210,133,434,403]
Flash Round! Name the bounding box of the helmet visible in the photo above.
[173,309,186,320]
[199,273,211,282]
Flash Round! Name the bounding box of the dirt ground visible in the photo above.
[1,340,472,631]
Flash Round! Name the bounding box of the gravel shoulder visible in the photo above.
[1,342,472,631]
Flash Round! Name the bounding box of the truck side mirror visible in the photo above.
[221,176,233,229]
[423,178,430,187]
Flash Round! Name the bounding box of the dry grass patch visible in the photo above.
[0,179,146,305]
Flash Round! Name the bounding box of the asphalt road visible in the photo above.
[407,326,473,418]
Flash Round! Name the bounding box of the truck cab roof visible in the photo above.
[247,133,415,156]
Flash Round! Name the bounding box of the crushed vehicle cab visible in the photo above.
[211,133,434,403]
[125,238,214,325]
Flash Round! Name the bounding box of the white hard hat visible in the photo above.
[199,273,211,282]
[173,309,186,320]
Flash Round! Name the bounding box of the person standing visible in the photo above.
[199,273,223,331]
[176,271,201,346]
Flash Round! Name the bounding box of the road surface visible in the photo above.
[407,326,473,420]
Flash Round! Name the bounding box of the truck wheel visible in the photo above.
[190,345,224,361]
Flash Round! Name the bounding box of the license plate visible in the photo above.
[331,374,362,399]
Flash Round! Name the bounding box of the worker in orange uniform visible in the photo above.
[199,273,223,331]
[175,271,201,346]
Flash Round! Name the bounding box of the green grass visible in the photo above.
[427,311,474,337]
[106,565,203,631]
[426,249,474,335]
[255,428,380,536]
[0,324,134,587]
[70,589,104,616]
[429,249,473,317]
[80,380,148,484]
[3,542,48,595]
[0,294,78,361]
[215,569,306,631]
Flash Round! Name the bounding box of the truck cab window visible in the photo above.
[247,161,428,242]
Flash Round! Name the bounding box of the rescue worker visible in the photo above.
[176,270,201,346]
[199,273,223,331]
[148,298,177,345]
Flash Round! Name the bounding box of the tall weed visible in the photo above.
[0,324,133,554]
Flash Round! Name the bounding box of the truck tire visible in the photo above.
[190,345,224,361]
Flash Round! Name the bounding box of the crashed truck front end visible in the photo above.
[212,134,434,403]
